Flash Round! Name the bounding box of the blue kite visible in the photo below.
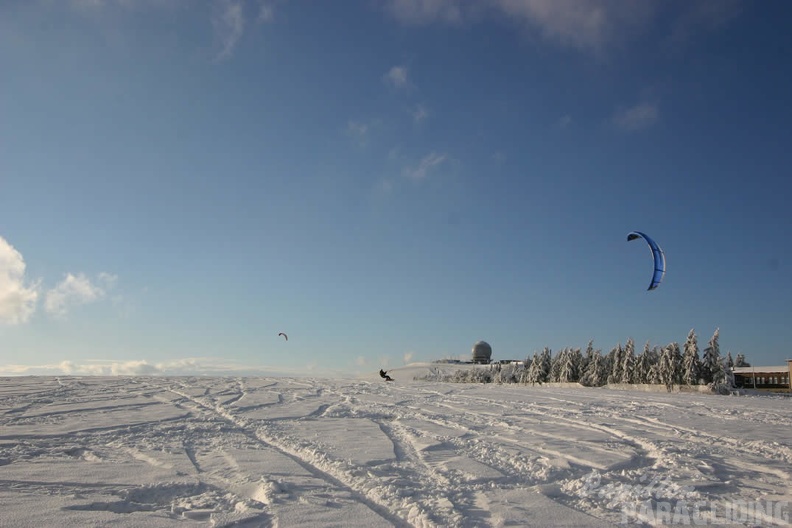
[627,231,666,291]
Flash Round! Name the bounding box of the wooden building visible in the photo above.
[732,361,792,392]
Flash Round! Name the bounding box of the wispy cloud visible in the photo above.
[403,351,415,363]
[383,65,410,89]
[556,114,572,129]
[382,1,741,56]
[611,102,659,131]
[412,103,429,123]
[668,0,743,48]
[212,0,245,61]
[347,120,369,137]
[383,0,652,54]
[44,272,117,319]
[0,236,40,325]
[347,119,380,146]
[257,1,275,23]
[377,179,394,194]
[384,0,467,25]
[494,0,653,55]
[65,0,275,63]
[403,151,447,180]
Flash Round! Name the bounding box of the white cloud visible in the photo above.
[493,0,653,55]
[403,151,447,180]
[377,179,394,194]
[98,271,118,288]
[611,102,659,131]
[384,0,466,25]
[403,351,415,364]
[383,0,653,53]
[347,120,369,140]
[383,65,409,89]
[213,0,246,61]
[0,236,40,325]
[257,1,275,23]
[66,0,281,60]
[355,356,368,367]
[347,119,381,146]
[556,114,572,129]
[412,104,429,123]
[59,359,160,376]
[44,272,116,318]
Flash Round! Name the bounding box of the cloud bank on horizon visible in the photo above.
[0,357,321,377]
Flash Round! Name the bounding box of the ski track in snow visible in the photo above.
[0,372,791,527]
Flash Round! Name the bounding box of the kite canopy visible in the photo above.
[627,231,666,291]
[278,332,288,341]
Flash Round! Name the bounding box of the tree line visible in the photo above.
[426,328,750,390]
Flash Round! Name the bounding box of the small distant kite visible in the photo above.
[627,231,666,291]
[278,332,288,341]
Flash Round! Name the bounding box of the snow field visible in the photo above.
[0,366,791,526]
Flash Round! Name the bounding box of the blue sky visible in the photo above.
[2,0,791,376]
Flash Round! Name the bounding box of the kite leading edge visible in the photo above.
[627,231,666,291]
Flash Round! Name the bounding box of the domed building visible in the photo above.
[471,341,492,364]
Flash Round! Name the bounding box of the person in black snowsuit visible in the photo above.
[379,369,393,381]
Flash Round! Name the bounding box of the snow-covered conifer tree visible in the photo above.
[607,344,624,384]
[571,348,582,381]
[635,341,653,384]
[524,352,541,384]
[580,340,595,376]
[672,342,683,385]
[734,353,750,367]
[520,354,534,383]
[701,328,721,384]
[539,347,552,383]
[559,349,578,382]
[550,348,566,382]
[722,358,735,388]
[659,342,682,390]
[648,346,664,384]
[581,350,605,387]
[648,363,662,385]
[494,363,518,384]
[620,338,636,384]
[682,328,701,385]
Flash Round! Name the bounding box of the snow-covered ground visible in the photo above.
[1,363,791,527]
